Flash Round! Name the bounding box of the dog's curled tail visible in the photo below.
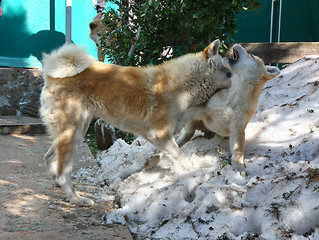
[42,43,96,79]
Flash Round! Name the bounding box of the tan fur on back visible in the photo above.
[42,51,218,136]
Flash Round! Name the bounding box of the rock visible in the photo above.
[94,119,117,150]
[0,67,43,116]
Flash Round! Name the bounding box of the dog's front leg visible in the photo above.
[145,135,193,170]
[229,128,246,174]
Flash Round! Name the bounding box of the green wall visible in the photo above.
[232,0,319,43]
[1,0,318,68]
[0,0,98,68]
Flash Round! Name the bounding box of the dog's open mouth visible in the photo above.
[233,48,239,61]
[226,47,240,64]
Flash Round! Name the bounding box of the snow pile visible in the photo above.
[85,56,319,239]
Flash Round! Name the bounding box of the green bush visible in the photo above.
[100,0,261,66]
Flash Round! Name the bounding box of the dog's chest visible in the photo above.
[204,107,232,137]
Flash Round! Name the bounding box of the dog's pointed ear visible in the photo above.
[89,21,97,30]
[264,66,280,81]
[203,39,220,60]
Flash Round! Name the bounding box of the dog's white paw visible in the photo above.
[232,162,247,177]
[71,197,95,207]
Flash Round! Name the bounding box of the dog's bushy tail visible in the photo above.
[42,43,96,79]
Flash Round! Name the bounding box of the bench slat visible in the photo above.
[224,42,319,63]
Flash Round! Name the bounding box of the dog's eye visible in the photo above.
[227,72,232,78]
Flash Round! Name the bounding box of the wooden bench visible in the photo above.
[224,42,319,64]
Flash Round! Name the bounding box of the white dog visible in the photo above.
[177,44,280,173]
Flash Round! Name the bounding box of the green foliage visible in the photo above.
[206,204,219,214]
[159,219,170,227]
[115,128,136,144]
[217,145,232,168]
[84,122,136,157]
[282,186,299,200]
[243,233,263,240]
[84,124,99,157]
[100,0,261,66]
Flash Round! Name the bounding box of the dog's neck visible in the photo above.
[227,73,266,116]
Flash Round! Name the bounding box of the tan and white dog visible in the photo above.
[176,44,280,173]
[40,39,231,206]
[89,18,109,62]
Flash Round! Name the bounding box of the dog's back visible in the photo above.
[41,44,155,135]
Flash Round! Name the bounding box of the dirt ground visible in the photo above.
[0,133,133,240]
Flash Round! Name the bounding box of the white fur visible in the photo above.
[42,44,96,78]
[177,44,280,173]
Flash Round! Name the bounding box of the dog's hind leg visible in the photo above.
[54,120,94,206]
[175,105,207,134]
[175,106,209,147]
[176,121,196,147]
[177,120,213,147]
[44,116,90,186]
[44,144,60,186]
[44,118,91,188]
[43,110,93,206]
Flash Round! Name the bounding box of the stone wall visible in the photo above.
[0,67,43,116]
